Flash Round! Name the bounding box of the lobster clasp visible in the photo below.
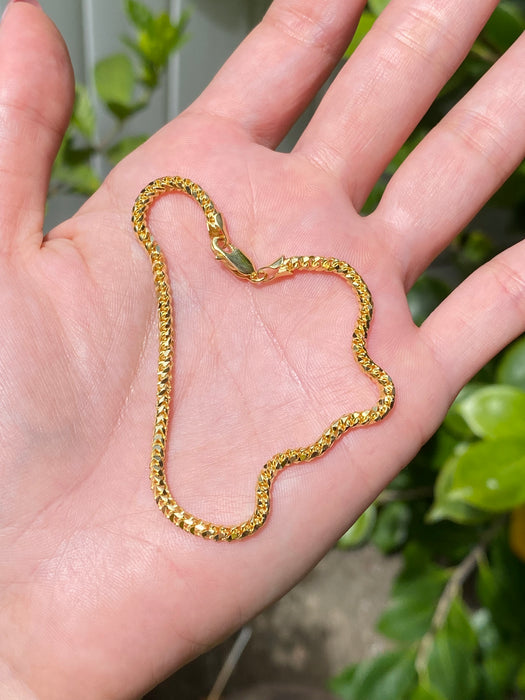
[211,236,256,279]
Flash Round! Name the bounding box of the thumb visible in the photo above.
[0,0,74,254]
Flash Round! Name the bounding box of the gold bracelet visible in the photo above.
[132,176,395,541]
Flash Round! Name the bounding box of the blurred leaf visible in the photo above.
[124,0,154,30]
[477,536,525,641]
[480,643,523,699]
[52,161,100,196]
[368,0,391,16]
[376,568,449,643]
[410,684,446,700]
[95,54,135,109]
[517,659,525,692]
[345,11,375,57]
[425,628,480,700]
[71,84,96,139]
[338,504,377,549]
[372,501,411,553]
[407,275,450,326]
[454,229,495,269]
[446,437,525,512]
[457,385,525,439]
[481,2,525,55]
[509,505,525,562]
[135,10,190,85]
[329,649,417,700]
[107,134,148,165]
[428,451,490,525]
[496,336,525,391]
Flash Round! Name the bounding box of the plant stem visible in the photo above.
[415,518,504,675]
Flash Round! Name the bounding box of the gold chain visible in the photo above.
[132,176,395,541]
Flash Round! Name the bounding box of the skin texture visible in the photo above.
[0,0,524,697]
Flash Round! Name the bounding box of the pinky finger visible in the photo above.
[420,241,525,395]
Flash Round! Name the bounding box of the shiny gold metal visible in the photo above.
[132,176,395,541]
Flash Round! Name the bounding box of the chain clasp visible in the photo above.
[208,215,290,284]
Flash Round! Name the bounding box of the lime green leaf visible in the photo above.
[125,0,154,30]
[329,649,417,700]
[376,569,449,643]
[447,438,525,512]
[107,134,148,165]
[95,54,135,109]
[428,451,492,525]
[496,336,525,391]
[372,501,411,553]
[410,684,447,700]
[407,275,450,326]
[338,504,377,549]
[368,0,391,16]
[137,11,189,71]
[345,11,375,57]
[457,385,525,439]
[71,84,96,139]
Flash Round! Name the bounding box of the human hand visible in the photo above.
[1,0,524,697]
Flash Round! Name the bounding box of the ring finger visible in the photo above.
[294,0,499,208]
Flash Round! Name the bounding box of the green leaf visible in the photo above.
[106,134,148,165]
[410,684,446,700]
[329,649,417,700]
[136,11,189,73]
[407,275,450,327]
[95,53,135,109]
[496,336,525,391]
[71,84,96,139]
[345,11,375,57]
[376,569,449,643]
[124,0,154,30]
[457,385,525,439]
[338,504,377,549]
[428,451,492,525]
[481,2,525,55]
[447,437,525,512]
[52,161,101,196]
[441,384,482,441]
[517,659,525,692]
[425,629,480,700]
[477,536,525,642]
[368,0,391,16]
[480,644,523,699]
[372,501,411,553]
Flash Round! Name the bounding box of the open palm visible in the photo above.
[1,0,524,697]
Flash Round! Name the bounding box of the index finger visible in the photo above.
[187,0,365,148]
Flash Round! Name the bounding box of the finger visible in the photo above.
[294,0,498,207]
[0,0,74,253]
[188,0,366,148]
[420,241,525,396]
[375,34,525,288]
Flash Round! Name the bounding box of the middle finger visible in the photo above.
[294,0,498,208]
